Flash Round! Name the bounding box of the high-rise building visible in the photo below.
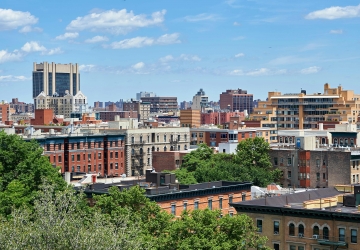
[32,62,80,98]
[219,89,253,113]
[191,88,208,111]
[136,91,156,101]
[250,83,360,129]
[141,97,178,113]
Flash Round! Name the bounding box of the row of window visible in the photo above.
[70,152,123,161]
[131,134,186,143]
[256,220,358,243]
[70,162,123,172]
[45,141,123,151]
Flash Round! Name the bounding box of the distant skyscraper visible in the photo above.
[191,88,208,111]
[32,62,80,98]
[136,91,157,100]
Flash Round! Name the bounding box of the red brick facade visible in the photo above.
[152,151,189,172]
[31,109,54,125]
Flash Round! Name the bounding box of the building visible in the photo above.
[0,103,11,124]
[180,101,191,110]
[180,109,201,128]
[10,98,34,113]
[232,187,360,250]
[123,100,151,123]
[136,91,156,101]
[151,151,189,172]
[191,88,208,111]
[33,62,80,98]
[190,128,239,147]
[141,96,178,113]
[201,111,245,126]
[251,83,360,130]
[34,91,88,118]
[22,128,126,176]
[220,89,254,113]
[94,101,103,109]
[30,109,54,125]
[124,127,190,177]
[98,111,138,121]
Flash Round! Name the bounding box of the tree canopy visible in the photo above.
[177,139,281,186]
[0,131,67,215]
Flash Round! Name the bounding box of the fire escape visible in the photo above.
[131,139,145,176]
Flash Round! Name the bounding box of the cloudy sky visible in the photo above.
[1,0,360,104]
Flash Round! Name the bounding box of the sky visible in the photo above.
[1,0,360,105]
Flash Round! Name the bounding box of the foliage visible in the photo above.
[0,183,147,250]
[0,131,67,215]
[156,209,269,250]
[180,138,281,186]
[165,168,197,185]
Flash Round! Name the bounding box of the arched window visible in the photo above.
[298,224,305,236]
[322,138,326,144]
[323,227,329,240]
[164,146,167,152]
[345,138,349,146]
[289,223,295,236]
[285,137,289,143]
[334,138,338,145]
[147,148,150,154]
[157,147,159,152]
[139,148,143,154]
[170,146,174,151]
[131,149,135,155]
[152,146,155,152]
[313,226,319,236]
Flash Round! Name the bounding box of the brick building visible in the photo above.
[123,100,150,123]
[98,111,138,121]
[180,109,201,128]
[0,103,13,124]
[31,109,54,125]
[25,133,126,177]
[190,128,239,147]
[141,96,178,113]
[232,187,360,250]
[219,89,254,113]
[151,151,189,172]
[201,111,245,126]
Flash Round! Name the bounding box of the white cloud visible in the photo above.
[107,33,180,49]
[159,54,201,63]
[269,56,311,65]
[79,64,96,72]
[55,32,79,40]
[301,43,325,51]
[19,25,43,33]
[305,4,360,20]
[330,29,343,34]
[0,8,38,31]
[300,66,321,74]
[132,62,145,70]
[182,13,219,22]
[229,68,287,76]
[66,9,166,34]
[85,35,109,43]
[233,21,241,26]
[21,41,46,52]
[233,36,245,40]
[0,75,30,81]
[42,48,63,55]
[0,50,23,63]
[235,53,245,58]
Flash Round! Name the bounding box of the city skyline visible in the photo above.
[1,0,360,104]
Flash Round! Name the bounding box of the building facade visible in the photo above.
[251,83,360,129]
[191,88,208,111]
[124,127,190,177]
[0,103,11,124]
[33,62,80,98]
[180,109,201,128]
[141,96,178,113]
[123,100,151,123]
[220,89,254,113]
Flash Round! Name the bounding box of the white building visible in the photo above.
[34,90,88,118]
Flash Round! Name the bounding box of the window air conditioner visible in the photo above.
[274,231,279,235]
[298,233,304,238]
[312,235,319,239]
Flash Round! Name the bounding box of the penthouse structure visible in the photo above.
[251,83,360,130]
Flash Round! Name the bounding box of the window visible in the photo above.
[77,166,80,172]
[184,134,187,141]
[98,164,101,170]
[58,155,62,162]
[339,228,345,242]
[71,155,75,161]
[274,221,279,234]
[298,247,304,250]
[220,133,227,139]
[183,203,187,210]
[274,157,278,165]
[164,135,167,142]
[289,246,296,250]
[171,204,176,215]
[273,243,279,250]
[131,137,134,143]
[351,229,357,243]
[110,152,113,158]
[242,193,246,201]
[210,133,216,139]
[157,135,159,142]
[288,171,292,178]
[77,154,80,161]
[115,163,118,169]
[58,143,62,150]
[219,197,223,209]
[316,173,320,181]
[88,165,91,172]
[98,153,101,159]
[77,142,80,149]
[313,226,319,236]
[208,199,212,210]
[71,143,75,150]
[287,158,292,165]
[257,220,263,233]
[323,173,326,180]
[289,223,295,236]
[140,136,143,143]
[71,166,74,172]
[299,224,304,236]
[229,195,233,204]
[115,152,118,158]
[194,201,199,210]
[323,227,329,240]
[88,142,91,149]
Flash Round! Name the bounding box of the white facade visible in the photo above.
[34,91,88,118]
[219,142,238,154]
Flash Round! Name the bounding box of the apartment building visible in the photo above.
[220,89,254,113]
[124,127,190,177]
[141,96,178,113]
[0,103,11,124]
[251,83,360,129]
[191,88,208,111]
[232,187,360,250]
[180,109,201,128]
[123,99,151,123]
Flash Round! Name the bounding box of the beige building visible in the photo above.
[124,127,190,176]
[191,88,208,111]
[34,91,88,118]
[251,83,360,130]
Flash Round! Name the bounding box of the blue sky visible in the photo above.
[1,0,360,105]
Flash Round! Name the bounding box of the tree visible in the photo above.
[181,143,213,171]
[0,131,67,215]
[0,183,147,250]
[157,209,270,250]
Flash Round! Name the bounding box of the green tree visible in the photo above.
[0,131,67,215]
[181,143,213,171]
[157,209,270,250]
[169,168,197,185]
[0,183,147,250]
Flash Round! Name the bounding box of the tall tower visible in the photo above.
[32,62,80,98]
